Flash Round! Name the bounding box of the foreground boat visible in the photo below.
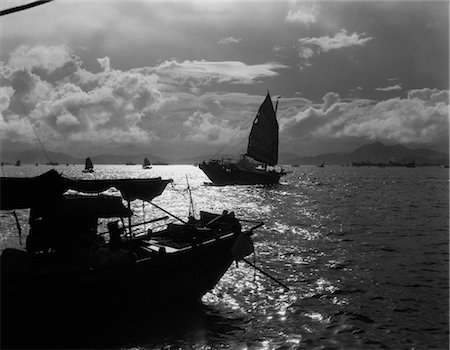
[199,92,287,185]
[1,170,260,345]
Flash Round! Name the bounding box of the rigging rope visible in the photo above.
[211,110,255,160]
[28,121,52,164]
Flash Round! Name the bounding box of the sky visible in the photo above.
[0,0,449,160]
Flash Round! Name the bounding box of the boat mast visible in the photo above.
[275,96,280,116]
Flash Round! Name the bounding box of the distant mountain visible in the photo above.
[279,152,299,164]
[2,142,447,166]
[10,150,82,164]
[287,142,449,166]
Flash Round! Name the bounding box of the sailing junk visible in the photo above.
[143,157,152,169]
[199,92,286,185]
[82,157,94,173]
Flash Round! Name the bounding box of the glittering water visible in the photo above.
[1,164,448,349]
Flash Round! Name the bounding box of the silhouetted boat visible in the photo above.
[15,160,21,166]
[82,157,94,173]
[1,170,260,332]
[199,92,287,185]
[318,162,325,168]
[143,157,152,169]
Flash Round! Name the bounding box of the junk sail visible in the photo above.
[83,158,94,173]
[246,92,279,166]
[143,157,151,169]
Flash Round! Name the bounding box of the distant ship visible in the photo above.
[142,157,152,169]
[199,92,287,185]
[82,157,94,173]
[45,161,59,166]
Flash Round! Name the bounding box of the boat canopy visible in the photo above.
[33,195,133,218]
[0,170,172,210]
[246,92,279,166]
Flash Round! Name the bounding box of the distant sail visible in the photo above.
[143,157,152,169]
[246,92,279,166]
[84,158,93,171]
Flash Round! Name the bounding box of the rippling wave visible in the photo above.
[1,164,448,349]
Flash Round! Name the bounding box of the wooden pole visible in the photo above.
[127,201,132,237]
[242,258,289,291]
[148,201,187,224]
[98,216,169,235]
[12,211,22,245]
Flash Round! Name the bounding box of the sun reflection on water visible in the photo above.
[1,164,448,349]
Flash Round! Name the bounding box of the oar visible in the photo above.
[244,222,264,236]
[239,218,265,224]
[242,258,289,291]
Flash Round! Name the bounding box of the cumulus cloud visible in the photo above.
[407,88,449,104]
[150,60,288,86]
[183,111,234,144]
[375,84,402,92]
[1,45,287,156]
[218,36,241,45]
[297,29,373,58]
[285,1,321,24]
[56,113,80,128]
[0,45,164,153]
[97,57,111,72]
[280,89,449,149]
[322,92,340,112]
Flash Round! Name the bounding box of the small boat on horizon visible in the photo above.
[82,157,94,173]
[46,161,59,166]
[199,92,287,185]
[143,157,152,169]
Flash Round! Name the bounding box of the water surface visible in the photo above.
[1,164,448,349]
